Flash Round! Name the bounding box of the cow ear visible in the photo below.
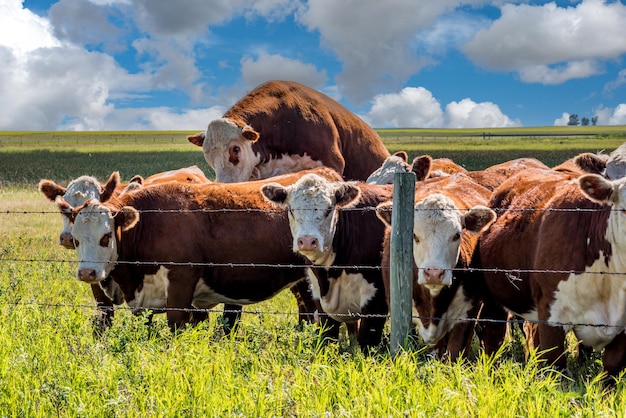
[411,155,432,181]
[575,152,607,175]
[187,132,205,147]
[55,196,77,223]
[241,125,260,142]
[375,201,393,226]
[129,175,144,185]
[579,174,615,203]
[463,206,496,233]
[334,183,361,208]
[115,206,140,231]
[100,172,120,202]
[260,183,289,207]
[393,151,408,162]
[38,179,66,202]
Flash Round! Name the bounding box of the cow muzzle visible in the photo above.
[59,232,75,249]
[419,268,452,287]
[78,268,101,284]
[297,235,319,252]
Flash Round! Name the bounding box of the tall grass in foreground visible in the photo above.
[0,189,625,415]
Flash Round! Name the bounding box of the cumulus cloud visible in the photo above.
[296,0,479,102]
[240,52,327,89]
[462,0,626,84]
[366,87,444,128]
[553,112,571,126]
[445,99,521,128]
[365,87,519,129]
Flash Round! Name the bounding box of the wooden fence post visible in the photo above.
[390,171,415,356]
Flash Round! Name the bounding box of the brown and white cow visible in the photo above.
[261,173,393,351]
[376,168,496,360]
[39,166,214,331]
[65,167,344,336]
[188,80,390,183]
[475,167,626,383]
[467,158,549,191]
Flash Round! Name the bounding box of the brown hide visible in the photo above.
[218,80,390,181]
[380,174,493,359]
[477,168,614,373]
[95,167,344,331]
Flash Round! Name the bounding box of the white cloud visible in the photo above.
[607,104,626,125]
[366,87,444,128]
[553,112,571,126]
[445,98,521,128]
[240,51,327,89]
[365,87,519,129]
[462,0,626,84]
[604,69,626,97]
[0,0,60,55]
[518,60,602,85]
[60,106,226,131]
[296,0,478,102]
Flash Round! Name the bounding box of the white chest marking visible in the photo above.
[126,266,169,312]
[306,268,377,323]
[415,286,473,346]
[548,254,626,350]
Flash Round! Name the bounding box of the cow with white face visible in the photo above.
[188,80,390,183]
[261,173,392,351]
[375,166,496,360]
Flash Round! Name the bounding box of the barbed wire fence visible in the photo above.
[2,201,625,333]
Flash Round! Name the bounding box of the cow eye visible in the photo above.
[453,232,461,241]
[232,145,240,155]
[100,233,112,247]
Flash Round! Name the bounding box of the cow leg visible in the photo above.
[523,320,539,360]
[191,308,209,326]
[446,319,478,361]
[90,283,114,336]
[221,304,243,336]
[601,332,626,387]
[356,315,386,353]
[475,300,508,356]
[536,322,567,370]
[165,271,198,331]
[289,280,318,325]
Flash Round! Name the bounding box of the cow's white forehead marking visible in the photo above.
[366,155,410,185]
[64,176,102,207]
[72,201,117,279]
[413,194,462,227]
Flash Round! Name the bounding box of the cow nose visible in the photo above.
[297,235,319,252]
[60,233,75,249]
[423,268,445,284]
[78,268,97,283]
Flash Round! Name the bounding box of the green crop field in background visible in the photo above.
[1,129,626,415]
[1,127,625,185]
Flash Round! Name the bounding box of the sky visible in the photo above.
[1,0,626,131]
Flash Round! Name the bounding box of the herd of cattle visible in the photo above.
[37,80,626,384]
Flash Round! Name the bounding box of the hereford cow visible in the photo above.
[38,166,222,332]
[475,167,626,384]
[467,158,549,191]
[376,168,496,360]
[65,168,344,337]
[188,80,390,183]
[261,174,393,351]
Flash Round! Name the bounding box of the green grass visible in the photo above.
[1,131,626,415]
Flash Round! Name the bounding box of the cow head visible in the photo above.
[188,117,261,183]
[376,194,496,296]
[366,151,410,185]
[261,173,361,265]
[70,200,139,283]
[39,172,120,248]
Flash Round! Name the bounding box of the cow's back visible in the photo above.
[225,80,390,181]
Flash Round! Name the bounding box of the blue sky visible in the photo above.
[1,0,626,131]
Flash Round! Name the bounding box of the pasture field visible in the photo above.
[1,130,626,415]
